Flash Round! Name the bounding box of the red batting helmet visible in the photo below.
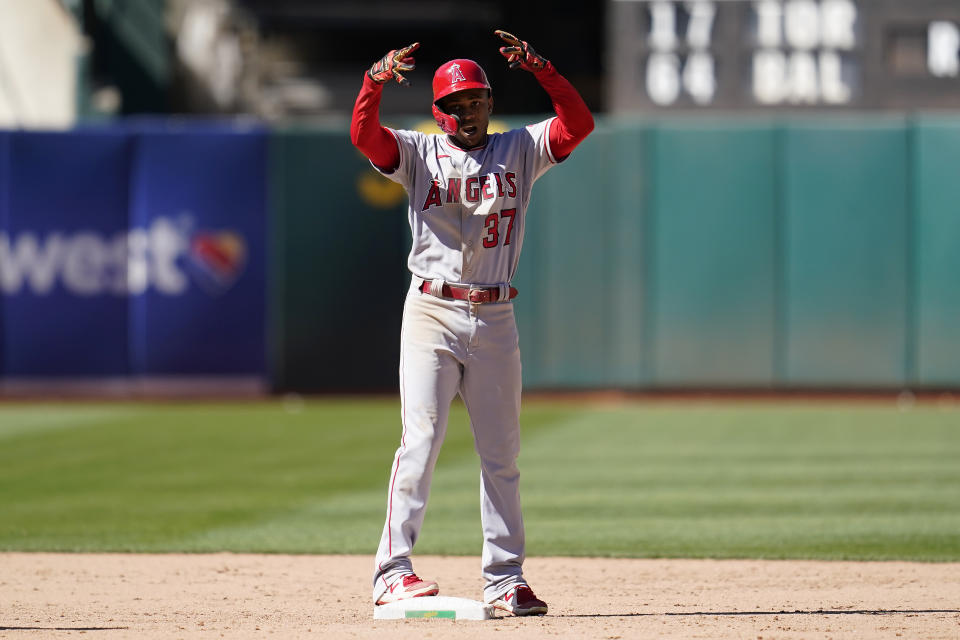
[431,59,491,135]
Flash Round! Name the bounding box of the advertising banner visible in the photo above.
[0,125,268,380]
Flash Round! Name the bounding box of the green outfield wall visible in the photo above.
[269,126,407,391]
[270,116,960,391]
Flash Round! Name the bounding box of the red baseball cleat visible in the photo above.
[376,573,440,605]
[489,584,548,616]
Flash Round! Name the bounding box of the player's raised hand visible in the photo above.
[368,42,420,86]
[495,30,548,72]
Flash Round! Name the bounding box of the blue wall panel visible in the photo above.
[129,126,268,375]
[1,131,132,376]
[0,132,8,377]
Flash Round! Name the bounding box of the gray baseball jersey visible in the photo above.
[383,118,557,285]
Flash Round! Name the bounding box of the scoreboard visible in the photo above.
[607,0,960,111]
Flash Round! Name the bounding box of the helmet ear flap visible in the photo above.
[432,103,460,135]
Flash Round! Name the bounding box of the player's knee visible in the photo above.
[480,457,520,480]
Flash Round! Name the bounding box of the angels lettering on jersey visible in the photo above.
[371,119,556,284]
[421,171,518,211]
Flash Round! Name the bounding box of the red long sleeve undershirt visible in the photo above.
[350,62,594,172]
[535,61,595,160]
[350,74,400,171]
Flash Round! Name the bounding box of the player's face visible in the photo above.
[439,89,493,149]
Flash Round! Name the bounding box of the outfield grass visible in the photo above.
[0,398,958,560]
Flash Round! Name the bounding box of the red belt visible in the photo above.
[419,280,518,303]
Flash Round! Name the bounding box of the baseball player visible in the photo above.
[350,30,593,616]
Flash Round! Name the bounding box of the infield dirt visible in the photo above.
[2,553,958,639]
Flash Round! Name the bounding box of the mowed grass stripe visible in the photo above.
[173,401,577,554]
[516,404,960,560]
[0,400,957,560]
[0,400,403,550]
[0,405,141,439]
[0,399,566,552]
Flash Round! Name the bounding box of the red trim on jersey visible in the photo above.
[384,128,403,167]
[542,117,557,164]
[350,73,401,172]
[443,137,487,153]
[536,62,594,162]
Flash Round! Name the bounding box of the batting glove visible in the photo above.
[368,42,420,86]
[495,30,548,72]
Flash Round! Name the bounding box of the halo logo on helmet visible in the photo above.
[449,63,466,83]
[431,59,491,136]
